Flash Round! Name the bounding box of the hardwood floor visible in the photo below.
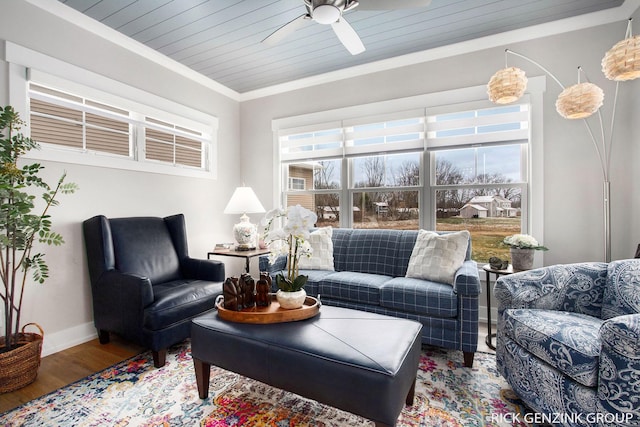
[0,324,495,414]
[0,336,144,413]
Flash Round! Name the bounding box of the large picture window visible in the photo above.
[276,94,533,264]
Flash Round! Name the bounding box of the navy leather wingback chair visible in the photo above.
[83,214,225,367]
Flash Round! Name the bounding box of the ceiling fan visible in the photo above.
[262,0,432,55]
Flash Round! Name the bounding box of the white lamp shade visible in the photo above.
[487,67,528,104]
[223,187,265,214]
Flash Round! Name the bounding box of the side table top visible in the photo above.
[482,263,515,275]
[209,248,270,258]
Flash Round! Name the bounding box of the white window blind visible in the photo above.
[29,84,131,157]
[278,110,425,162]
[426,102,529,149]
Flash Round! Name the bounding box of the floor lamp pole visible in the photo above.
[505,50,616,262]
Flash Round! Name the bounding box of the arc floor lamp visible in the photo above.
[486,18,640,262]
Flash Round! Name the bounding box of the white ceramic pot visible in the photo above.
[510,248,534,271]
[276,289,307,309]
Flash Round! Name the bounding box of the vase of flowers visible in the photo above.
[503,234,548,271]
[261,205,317,309]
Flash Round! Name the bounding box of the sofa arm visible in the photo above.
[494,262,608,315]
[453,260,481,296]
[95,270,155,307]
[181,257,225,281]
[597,314,640,423]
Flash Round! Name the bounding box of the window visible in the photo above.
[288,177,306,190]
[274,84,539,264]
[28,83,210,171]
[429,104,529,262]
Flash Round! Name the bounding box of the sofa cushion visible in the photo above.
[298,269,336,297]
[297,227,334,271]
[503,308,603,387]
[406,230,469,285]
[340,229,400,276]
[318,271,391,305]
[380,277,457,318]
[601,259,640,320]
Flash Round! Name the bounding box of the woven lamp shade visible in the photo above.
[487,67,527,104]
[555,82,604,119]
[602,35,640,81]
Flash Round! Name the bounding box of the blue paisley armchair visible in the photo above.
[495,260,640,427]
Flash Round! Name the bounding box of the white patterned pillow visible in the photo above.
[297,227,335,271]
[406,230,469,285]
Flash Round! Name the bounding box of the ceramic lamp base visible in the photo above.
[232,213,257,251]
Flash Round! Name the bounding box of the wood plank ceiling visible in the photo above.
[57,0,625,94]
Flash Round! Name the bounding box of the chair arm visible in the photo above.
[259,254,286,274]
[181,257,225,281]
[493,262,608,315]
[95,270,155,308]
[453,260,481,296]
[597,314,640,422]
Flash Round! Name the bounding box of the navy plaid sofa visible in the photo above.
[259,228,481,367]
[495,259,640,426]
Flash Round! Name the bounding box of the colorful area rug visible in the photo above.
[1,341,527,426]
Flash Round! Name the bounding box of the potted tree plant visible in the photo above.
[0,105,77,392]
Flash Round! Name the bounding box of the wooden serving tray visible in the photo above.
[216,294,320,324]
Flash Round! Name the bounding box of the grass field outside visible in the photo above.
[437,217,521,263]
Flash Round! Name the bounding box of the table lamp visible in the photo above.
[223,186,265,251]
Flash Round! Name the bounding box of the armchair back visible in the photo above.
[602,259,640,319]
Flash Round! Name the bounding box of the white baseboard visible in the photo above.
[41,322,97,357]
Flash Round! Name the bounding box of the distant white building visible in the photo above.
[460,203,488,218]
[462,195,516,218]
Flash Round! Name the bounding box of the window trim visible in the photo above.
[273,79,546,267]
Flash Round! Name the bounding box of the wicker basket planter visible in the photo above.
[0,323,44,393]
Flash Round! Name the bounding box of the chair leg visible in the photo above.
[463,351,474,368]
[98,330,110,344]
[153,349,167,368]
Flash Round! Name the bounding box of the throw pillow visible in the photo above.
[406,230,469,285]
[297,227,335,271]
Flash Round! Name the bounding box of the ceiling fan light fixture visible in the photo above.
[313,4,341,24]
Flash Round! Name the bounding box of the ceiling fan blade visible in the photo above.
[331,18,365,55]
[262,14,309,46]
[357,0,431,10]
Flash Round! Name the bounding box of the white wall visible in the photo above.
[240,20,639,266]
[0,1,245,355]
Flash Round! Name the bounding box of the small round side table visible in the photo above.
[482,263,514,350]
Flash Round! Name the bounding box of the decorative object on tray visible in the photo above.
[222,274,257,311]
[488,256,509,271]
[0,106,77,392]
[502,234,548,271]
[261,205,318,309]
[256,272,272,307]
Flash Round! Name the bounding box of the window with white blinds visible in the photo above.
[275,100,533,263]
[27,82,212,172]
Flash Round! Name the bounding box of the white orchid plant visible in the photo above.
[261,205,318,292]
[503,234,548,251]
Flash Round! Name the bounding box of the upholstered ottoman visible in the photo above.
[191,305,422,427]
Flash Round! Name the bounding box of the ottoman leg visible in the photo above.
[406,377,416,405]
[194,357,211,399]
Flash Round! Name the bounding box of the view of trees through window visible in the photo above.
[281,103,528,264]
